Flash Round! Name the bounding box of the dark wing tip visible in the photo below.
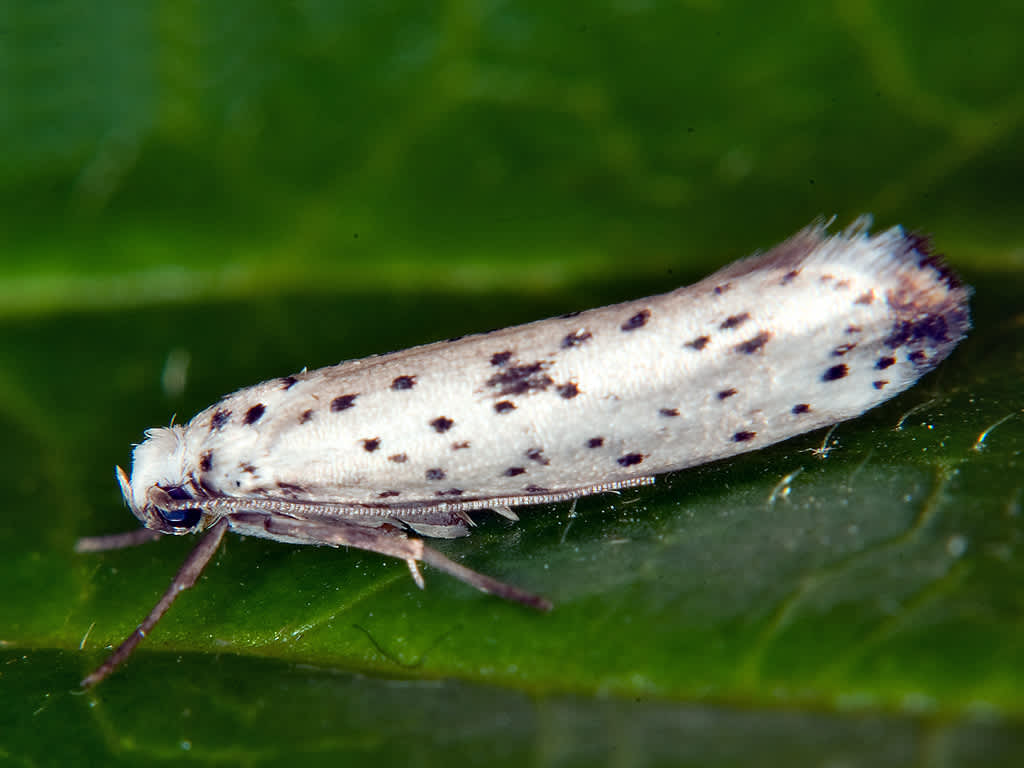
[901,229,964,291]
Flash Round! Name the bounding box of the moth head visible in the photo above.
[117,426,210,535]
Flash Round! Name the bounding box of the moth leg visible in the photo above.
[80,518,229,688]
[418,545,552,612]
[75,527,162,552]
[406,559,426,589]
[257,514,552,612]
[491,505,519,521]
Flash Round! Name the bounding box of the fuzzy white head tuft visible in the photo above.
[117,426,189,525]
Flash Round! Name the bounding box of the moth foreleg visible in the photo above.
[81,517,229,688]
[255,514,552,612]
[75,527,162,552]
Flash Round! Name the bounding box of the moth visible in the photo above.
[77,218,970,686]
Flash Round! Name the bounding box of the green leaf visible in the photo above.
[2,1,1023,765]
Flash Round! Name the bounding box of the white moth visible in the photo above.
[78,218,970,686]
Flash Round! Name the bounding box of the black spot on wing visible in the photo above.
[557,382,580,399]
[280,376,298,390]
[486,362,553,396]
[244,404,266,425]
[720,312,750,330]
[435,488,464,497]
[823,364,849,382]
[876,356,896,370]
[617,453,644,466]
[490,350,513,367]
[855,291,875,305]
[732,431,757,442]
[621,310,651,332]
[792,403,811,414]
[430,416,455,433]
[561,330,592,349]
[331,394,358,412]
[391,375,416,390]
[735,331,771,354]
[299,409,314,424]
[362,438,380,452]
[587,436,605,448]
[659,408,679,417]
[425,468,446,481]
[687,335,710,351]
[504,467,526,476]
[526,447,549,465]
[718,388,737,400]
[884,315,951,349]
[494,400,516,414]
[199,451,213,472]
[388,453,408,463]
[210,409,231,430]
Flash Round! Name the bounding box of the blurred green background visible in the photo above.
[1,1,1022,765]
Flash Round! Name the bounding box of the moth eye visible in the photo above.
[157,506,203,529]
[154,486,201,529]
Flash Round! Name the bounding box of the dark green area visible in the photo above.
[4,651,1024,766]
[1,1,1022,765]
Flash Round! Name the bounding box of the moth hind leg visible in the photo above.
[418,545,552,612]
[406,558,425,589]
[255,514,552,612]
[491,505,519,521]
